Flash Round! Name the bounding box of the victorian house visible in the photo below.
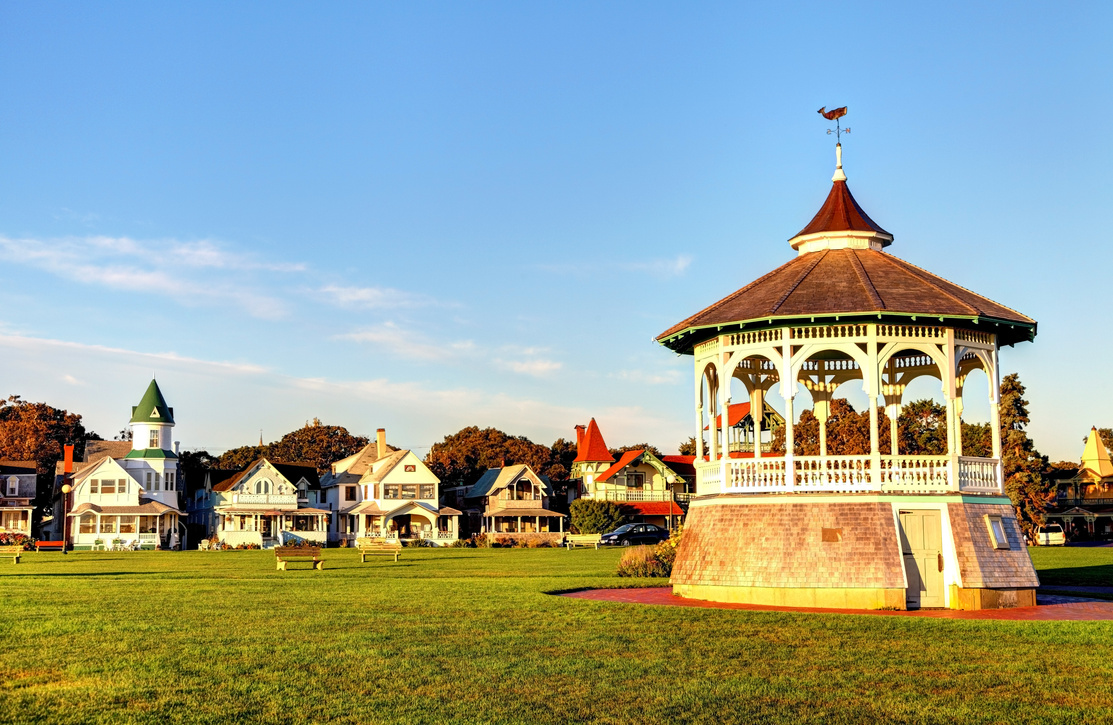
[464,464,565,542]
[1045,427,1113,540]
[191,459,329,548]
[0,460,36,538]
[570,418,690,529]
[322,428,461,545]
[54,380,185,550]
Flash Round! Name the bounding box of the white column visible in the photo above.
[989,344,1003,491]
[867,325,881,487]
[944,329,960,491]
[781,328,795,488]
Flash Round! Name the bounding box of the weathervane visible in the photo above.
[818,106,849,142]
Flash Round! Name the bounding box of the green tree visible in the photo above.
[546,438,577,480]
[179,449,219,496]
[425,427,556,488]
[610,443,664,458]
[961,422,993,458]
[269,422,369,475]
[897,399,947,455]
[215,445,266,471]
[569,498,627,534]
[999,373,1052,537]
[678,437,698,456]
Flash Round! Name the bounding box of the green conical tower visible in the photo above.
[130,379,175,425]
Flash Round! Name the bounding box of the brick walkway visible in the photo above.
[561,587,1113,621]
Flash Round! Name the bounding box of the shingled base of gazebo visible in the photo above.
[672,495,1038,611]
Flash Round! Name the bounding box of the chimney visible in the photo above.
[377,428,387,459]
[574,425,586,454]
[174,441,180,455]
[64,444,74,474]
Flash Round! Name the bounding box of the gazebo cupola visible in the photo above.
[657,124,1041,611]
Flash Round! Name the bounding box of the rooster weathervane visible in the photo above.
[818,106,849,142]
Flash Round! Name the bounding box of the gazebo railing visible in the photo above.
[698,455,1001,495]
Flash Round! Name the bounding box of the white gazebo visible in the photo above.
[658,140,1040,610]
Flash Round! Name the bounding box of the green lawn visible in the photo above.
[1,548,1111,725]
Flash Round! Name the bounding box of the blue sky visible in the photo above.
[1,2,1110,460]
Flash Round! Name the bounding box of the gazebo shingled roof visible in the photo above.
[657,154,1036,352]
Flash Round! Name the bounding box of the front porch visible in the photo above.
[216,508,330,548]
[336,502,461,546]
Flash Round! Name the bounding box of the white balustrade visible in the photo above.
[694,454,1003,495]
[230,494,298,506]
[958,457,1000,492]
[726,459,788,491]
[880,455,950,492]
[794,455,874,491]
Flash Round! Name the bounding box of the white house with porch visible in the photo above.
[323,429,460,545]
[0,461,37,538]
[201,459,330,548]
[60,380,185,550]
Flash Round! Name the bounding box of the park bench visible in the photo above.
[565,533,602,550]
[35,541,67,553]
[275,546,323,571]
[0,545,23,563]
[357,537,402,563]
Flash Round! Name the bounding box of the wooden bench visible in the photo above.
[357,537,402,563]
[565,533,602,550]
[0,545,22,563]
[275,546,323,571]
[35,540,67,553]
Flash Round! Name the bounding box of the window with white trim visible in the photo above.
[149,429,160,448]
[985,514,1011,549]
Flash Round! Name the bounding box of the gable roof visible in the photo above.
[660,455,696,479]
[574,419,614,463]
[465,465,553,499]
[130,379,174,424]
[0,460,36,475]
[596,450,645,483]
[330,441,398,477]
[361,450,435,484]
[212,458,320,492]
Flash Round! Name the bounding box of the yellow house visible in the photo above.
[1048,428,1113,539]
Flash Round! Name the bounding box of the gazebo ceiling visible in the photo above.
[658,152,1037,354]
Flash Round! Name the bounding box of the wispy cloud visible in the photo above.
[318,284,440,310]
[495,358,563,377]
[335,322,475,361]
[611,369,683,386]
[0,234,299,319]
[0,333,269,375]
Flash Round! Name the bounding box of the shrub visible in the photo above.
[615,525,684,578]
[615,546,669,578]
[570,499,627,534]
[0,533,35,550]
[526,537,553,548]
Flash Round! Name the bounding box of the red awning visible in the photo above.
[620,501,684,516]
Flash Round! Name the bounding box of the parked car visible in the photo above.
[600,523,669,546]
[1034,524,1066,546]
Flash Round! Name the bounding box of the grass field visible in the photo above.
[1,547,1112,725]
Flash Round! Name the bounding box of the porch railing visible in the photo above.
[695,455,1001,495]
[588,490,675,502]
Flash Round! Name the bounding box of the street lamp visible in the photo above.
[61,484,72,552]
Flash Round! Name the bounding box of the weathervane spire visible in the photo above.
[818,105,849,182]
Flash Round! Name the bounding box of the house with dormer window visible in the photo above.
[191,458,329,548]
[464,464,565,543]
[570,418,690,530]
[51,380,186,550]
[0,461,37,538]
[322,428,460,545]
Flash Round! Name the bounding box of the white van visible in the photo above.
[1034,524,1066,546]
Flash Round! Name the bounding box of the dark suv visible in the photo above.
[600,523,670,546]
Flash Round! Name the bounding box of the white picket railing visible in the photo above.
[794,455,874,491]
[696,455,1002,495]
